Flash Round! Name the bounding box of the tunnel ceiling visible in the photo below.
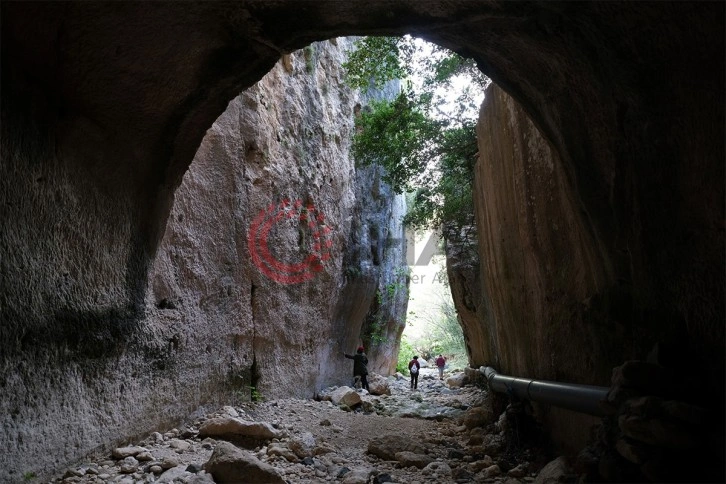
[3,2,722,232]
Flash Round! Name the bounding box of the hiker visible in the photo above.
[344,346,369,391]
[435,354,447,380]
[408,355,421,390]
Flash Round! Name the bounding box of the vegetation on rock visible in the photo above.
[344,36,489,233]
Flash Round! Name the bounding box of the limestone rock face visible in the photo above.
[0,38,406,480]
[444,230,493,365]
[465,85,612,448]
[148,38,364,403]
[471,84,611,378]
[340,80,409,375]
[464,82,724,455]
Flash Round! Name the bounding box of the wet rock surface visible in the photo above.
[50,369,549,484]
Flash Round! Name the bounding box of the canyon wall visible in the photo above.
[0,39,407,481]
[457,84,610,449]
[461,83,724,458]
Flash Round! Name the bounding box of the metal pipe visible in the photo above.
[480,366,609,417]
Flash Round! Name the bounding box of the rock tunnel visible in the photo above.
[1,1,723,481]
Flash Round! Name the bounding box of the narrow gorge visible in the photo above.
[1,2,723,483]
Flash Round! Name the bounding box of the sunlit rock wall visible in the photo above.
[149,39,408,402]
[348,81,409,375]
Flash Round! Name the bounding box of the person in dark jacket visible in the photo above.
[344,346,369,391]
[408,355,421,390]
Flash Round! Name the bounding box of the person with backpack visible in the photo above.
[408,355,421,390]
[344,346,369,391]
[435,354,447,380]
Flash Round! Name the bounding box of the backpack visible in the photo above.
[410,363,419,374]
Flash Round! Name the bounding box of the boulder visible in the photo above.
[156,465,191,483]
[112,446,147,459]
[463,405,495,429]
[289,431,316,458]
[198,417,281,441]
[534,456,572,484]
[367,434,426,460]
[367,374,391,396]
[422,461,452,477]
[394,451,433,469]
[204,441,285,484]
[330,386,362,407]
[445,373,469,388]
[267,442,299,462]
[341,468,373,484]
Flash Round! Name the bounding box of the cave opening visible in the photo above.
[1,3,723,482]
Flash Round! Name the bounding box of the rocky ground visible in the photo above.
[49,368,564,484]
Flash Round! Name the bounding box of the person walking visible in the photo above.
[408,355,421,390]
[344,346,369,391]
[435,354,447,380]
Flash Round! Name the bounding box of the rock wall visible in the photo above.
[0,39,407,481]
[463,83,723,455]
[460,84,610,449]
[444,227,495,367]
[2,2,723,481]
[350,81,409,375]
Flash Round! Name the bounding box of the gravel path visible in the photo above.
[51,368,547,484]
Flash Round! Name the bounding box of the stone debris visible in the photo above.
[49,368,552,483]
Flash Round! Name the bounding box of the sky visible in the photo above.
[400,38,482,341]
[402,231,453,340]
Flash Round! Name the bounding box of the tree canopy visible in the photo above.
[344,36,489,234]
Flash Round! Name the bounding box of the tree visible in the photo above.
[344,36,488,234]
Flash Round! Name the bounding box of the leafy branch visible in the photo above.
[345,36,488,236]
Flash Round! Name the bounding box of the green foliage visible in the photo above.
[250,386,263,402]
[344,265,362,280]
[343,37,414,90]
[396,337,416,374]
[343,36,486,93]
[23,472,36,481]
[304,45,315,73]
[367,314,386,344]
[368,278,409,346]
[403,122,478,232]
[345,36,487,235]
[352,89,444,193]
[414,296,466,358]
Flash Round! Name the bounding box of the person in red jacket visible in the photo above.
[435,354,447,380]
[408,355,421,390]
